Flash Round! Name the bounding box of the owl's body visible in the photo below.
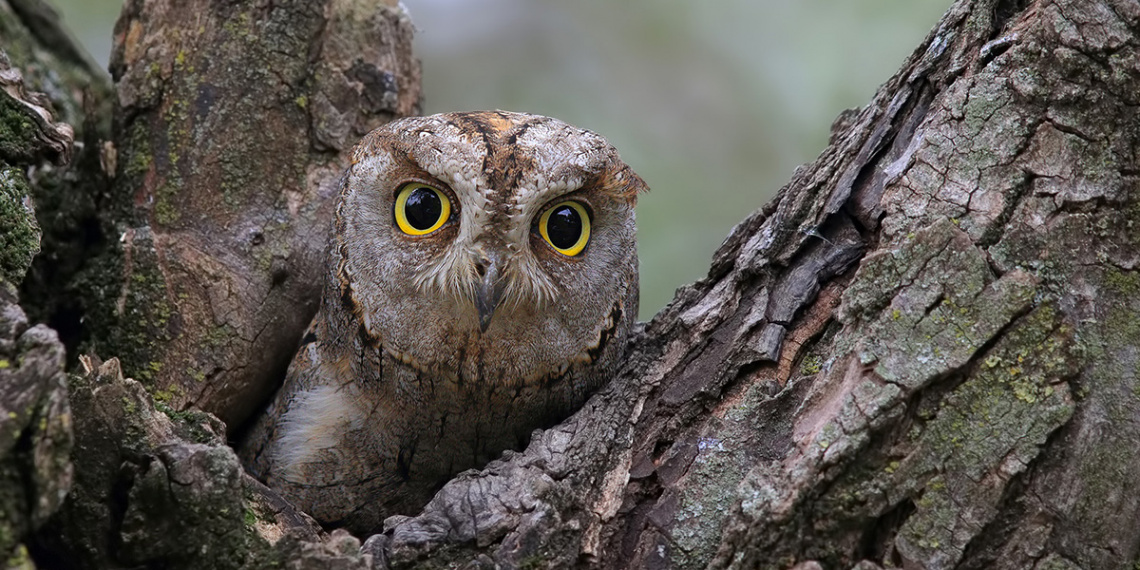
[241,111,643,534]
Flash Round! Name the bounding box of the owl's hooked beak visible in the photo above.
[474,253,506,333]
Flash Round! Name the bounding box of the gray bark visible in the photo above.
[0,3,81,566]
[2,0,115,362]
[5,0,1140,569]
[0,288,71,569]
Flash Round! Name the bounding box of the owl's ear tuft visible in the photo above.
[600,162,648,206]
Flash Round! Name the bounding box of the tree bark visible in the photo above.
[0,2,87,565]
[2,0,421,567]
[69,0,421,430]
[3,0,115,365]
[5,0,1140,568]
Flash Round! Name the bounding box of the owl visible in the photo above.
[240,111,644,534]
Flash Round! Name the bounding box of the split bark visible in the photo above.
[5,0,1140,569]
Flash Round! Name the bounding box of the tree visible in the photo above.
[3,0,1139,568]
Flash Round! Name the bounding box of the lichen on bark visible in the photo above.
[33,355,378,570]
[0,289,71,570]
[0,166,40,286]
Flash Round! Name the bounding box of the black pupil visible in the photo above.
[547,206,583,250]
[404,188,442,230]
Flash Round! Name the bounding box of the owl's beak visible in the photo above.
[474,255,505,333]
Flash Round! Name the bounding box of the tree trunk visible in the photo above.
[1,1,89,566]
[4,0,1140,568]
[54,0,421,430]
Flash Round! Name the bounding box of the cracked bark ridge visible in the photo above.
[0,70,44,286]
[0,287,72,568]
[81,0,421,430]
[365,0,1140,568]
[35,355,381,569]
[0,51,74,165]
[2,0,116,358]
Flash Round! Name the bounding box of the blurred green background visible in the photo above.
[54,0,948,319]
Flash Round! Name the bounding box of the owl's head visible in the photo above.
[332,111,644,383]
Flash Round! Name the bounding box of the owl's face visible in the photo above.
[335,111,643,385]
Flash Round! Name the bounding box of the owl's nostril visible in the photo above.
[474,253,493,277]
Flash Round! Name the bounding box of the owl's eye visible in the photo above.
[395,183,451,236]
[538,201,591,256]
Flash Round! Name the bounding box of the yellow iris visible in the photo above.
[539,201,590,256]
[394,183,451,236]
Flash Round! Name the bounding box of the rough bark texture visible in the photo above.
[77,0,421,429]
[34,354,378,570]
[0,290,71,570]
[5,0,1140,568]
[3,0,116,363]
[0,4,87,568]
[1,0,421,567]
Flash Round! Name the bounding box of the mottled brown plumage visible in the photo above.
[239,111,643,534]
